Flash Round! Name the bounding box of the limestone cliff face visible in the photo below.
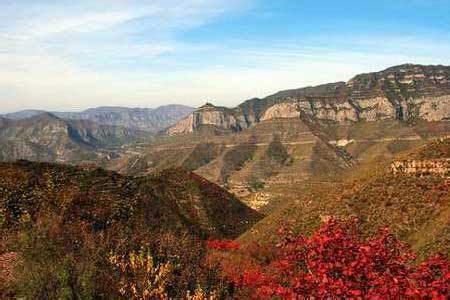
[260,103,301,121]
[166,114,196,135]
[167,64,450,135]
[417,95,450,121]
[167,103,248,135]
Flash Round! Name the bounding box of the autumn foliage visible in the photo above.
[208,218,450,298]
[206,239,240,251]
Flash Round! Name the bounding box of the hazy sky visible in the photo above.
[1,0,450,113]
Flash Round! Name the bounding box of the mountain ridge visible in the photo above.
[0,112,150,164]
[168,64,450,135]
[2,104,194,133]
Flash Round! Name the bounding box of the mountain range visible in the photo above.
[167,64,449,135]
[0,63,449,297]
[111,64,450,212]
[0,105,194,164]
[0,112,152,164]
[2,104,194,133]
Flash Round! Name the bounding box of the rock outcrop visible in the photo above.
[390,159,450,178]
[167,64,450,135]
[167,103,245,134]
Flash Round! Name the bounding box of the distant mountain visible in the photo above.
[3,104,194,133]
[0,113,150,163]
[168,64,450,135]
[1,109,47,120]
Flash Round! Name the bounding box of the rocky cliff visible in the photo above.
[167,64,450,135]
[167,103,242,134]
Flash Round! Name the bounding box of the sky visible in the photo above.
[1,0,450,113]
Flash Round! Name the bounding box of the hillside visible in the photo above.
[239,138,450,259]
[0,113,150,164]
[2,105,194,133]
[0,160,261,239]
[113,118,449,212]
[0,160,261,297]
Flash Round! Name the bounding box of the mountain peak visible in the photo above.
[199,102,217,109]
[26,112,62,123]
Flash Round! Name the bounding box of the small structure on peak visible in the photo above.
[199,102,216,109]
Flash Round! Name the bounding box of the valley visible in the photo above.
[106,64,450,213]
[1,63,449,298]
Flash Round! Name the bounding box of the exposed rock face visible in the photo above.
[167,114,196,135]
[417,95,450,121]
[329,139,355,147]
[167,103,244,135]
[354,97,396,121]
[261,103,300,121]
[390,159,450,177]
[167,64,450,135]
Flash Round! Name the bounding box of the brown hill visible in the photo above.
[0,160,261,240]
[111,64,450,213]
[0,160,261,298]
[239,138,450,259]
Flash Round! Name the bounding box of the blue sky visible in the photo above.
[1,0,450,113]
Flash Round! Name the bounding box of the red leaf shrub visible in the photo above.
[206,239,240,251]
[209,218,450,298]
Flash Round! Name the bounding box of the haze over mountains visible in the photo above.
[2,0,450,296]
[0,113,152,164]
[2,104,194,133]
[0,105,194,164]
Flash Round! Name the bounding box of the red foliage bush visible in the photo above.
[206,239,240,251]
[209,218,450,298]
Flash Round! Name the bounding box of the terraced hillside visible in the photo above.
[111,118,449,212]
[239,138,450,259]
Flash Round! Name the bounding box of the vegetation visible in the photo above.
[0,138,448,298]
[208,218,450,298]
[0,161,261,298]
[241,138,450,260]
